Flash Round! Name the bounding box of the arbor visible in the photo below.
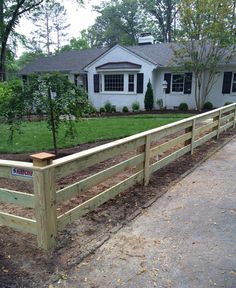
[173,0,236,110]
[0,0,44,81]
[60,30,90,52]
[140,0,180,42]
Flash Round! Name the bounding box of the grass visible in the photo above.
[0,114,194,153]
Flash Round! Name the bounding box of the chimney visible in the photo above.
[138,33,154,45]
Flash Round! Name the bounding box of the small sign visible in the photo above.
[11,168,33,178]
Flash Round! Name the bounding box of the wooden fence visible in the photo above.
[0,104,236,250]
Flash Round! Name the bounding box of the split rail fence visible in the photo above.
[0,104,235,250]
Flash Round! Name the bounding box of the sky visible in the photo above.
[16,0,104,56]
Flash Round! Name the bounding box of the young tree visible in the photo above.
[25,73,88,155]
[0,0,44,81]
[173,0,236,110]
[144,80,154,111]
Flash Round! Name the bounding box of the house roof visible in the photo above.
[96,61,142,70]
[20,42,235,75]
[19,48,108,75]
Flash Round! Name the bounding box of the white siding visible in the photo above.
[86,46,156,111]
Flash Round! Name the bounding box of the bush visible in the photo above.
[224,102,233,106]
[111,105,116,113]
[122,106,129,112]
[132,101,140,112]
[144,80,154,111]
[203,101,213,110]
[179,103,188,111]
[83,102,97,114]
[156,98,164,110]
[104,101,112,113]
[99,107,105,113]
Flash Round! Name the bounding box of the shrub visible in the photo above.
[144,80,154,111]
[100,107,105,113]
[203,101,213,110]
[132,101,140,112]
[83,102,97,114]
[224,102,233,106]
[104,101,112,113]
[122,106,129,112]
[179,103,188,111]
[111,105,116,113]
[156,98,164,110]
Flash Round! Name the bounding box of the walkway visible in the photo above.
[57,139,236,288]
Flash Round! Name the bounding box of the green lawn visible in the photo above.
[0,114,194,153]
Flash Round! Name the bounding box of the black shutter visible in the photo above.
[164,73,171,94]
[222,72,232,94]
[94,74,100,93]
[184,73,192,94]
[137,73,144,93]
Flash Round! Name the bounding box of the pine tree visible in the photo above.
[144,80,154,111]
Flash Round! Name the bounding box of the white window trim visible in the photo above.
[100,72,137,94]
[171,73,185,94]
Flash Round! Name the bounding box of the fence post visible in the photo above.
[184,123,192,150]
[144,134,151,186]
[233,104,236,128]
[217,109,222,139]
[31,152,57,250]
[190,119,196,155]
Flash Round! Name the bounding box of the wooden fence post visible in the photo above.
[233,105,236,128]
[144,134,151,186]
[31,152,57,250]
[217,110,222,139]
[190,119,196,155]
[184,124,192,149]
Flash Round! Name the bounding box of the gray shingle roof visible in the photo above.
[96,61,141,70]
[19,48,108,75]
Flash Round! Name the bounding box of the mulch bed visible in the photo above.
[0,128,235,288]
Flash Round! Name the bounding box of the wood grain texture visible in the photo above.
[0,188,34,208]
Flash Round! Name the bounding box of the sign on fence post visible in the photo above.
[31,152,57,250]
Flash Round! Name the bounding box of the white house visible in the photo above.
[20,35,236,111]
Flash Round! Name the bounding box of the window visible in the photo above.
[172,74,184,92]
[232,73,236,93]
[128,74,135,92]
[104,74,124,91]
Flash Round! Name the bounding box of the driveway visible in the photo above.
[56,139,236,288]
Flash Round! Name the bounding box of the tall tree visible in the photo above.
[173,0,236,110]
[29,0,70,54]
[140,0,179,43]
[60,30,90,52]
[87,0,149,47]
[0,0,44,81]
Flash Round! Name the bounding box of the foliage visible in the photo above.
[224,102,233,106]
[140,0,180,42]
[16,51,45,70]
[60,30,90,52]
[24,72,88,154]
[28,0,70,54]
[144,80,154,111]
[173,0,236,111]
[203,101,213,110]
[104,101,112,113]
[0,79,27,143]
[122,106,129,112]
[99,107,105,113]
[179,102,188,111]
[83,102,97,115]
[86,0,150,47]
[0,0,44,81]
[156,98,164,110]
[111,105,116,113]
[132,101,140,112]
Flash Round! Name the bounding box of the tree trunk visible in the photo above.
[0,41,7,82]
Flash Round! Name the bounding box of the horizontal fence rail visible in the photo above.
[0,103,235,250]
